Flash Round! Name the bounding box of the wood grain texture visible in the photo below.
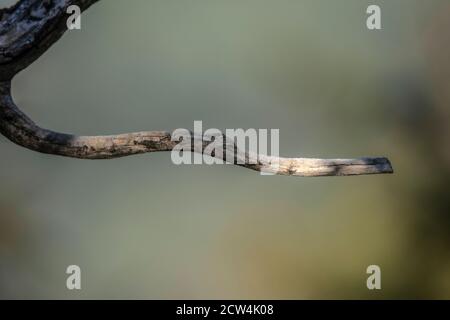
[0,0,393,177]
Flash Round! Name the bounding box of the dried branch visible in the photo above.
[0,0,393,177]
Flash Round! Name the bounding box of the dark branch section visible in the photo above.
[0,0,99,80]
[0,0,394,177]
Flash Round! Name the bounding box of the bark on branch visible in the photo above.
[0,0,393,177]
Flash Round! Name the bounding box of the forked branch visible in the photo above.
[0,0,393,177]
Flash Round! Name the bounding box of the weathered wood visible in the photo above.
[0,0,393,177]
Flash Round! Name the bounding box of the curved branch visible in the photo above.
[0,0,393,177]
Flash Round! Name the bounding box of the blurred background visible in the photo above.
[0,0,449,299]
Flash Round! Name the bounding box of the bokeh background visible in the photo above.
[1,0,449,299]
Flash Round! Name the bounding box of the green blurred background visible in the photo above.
[1,0,449,299]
